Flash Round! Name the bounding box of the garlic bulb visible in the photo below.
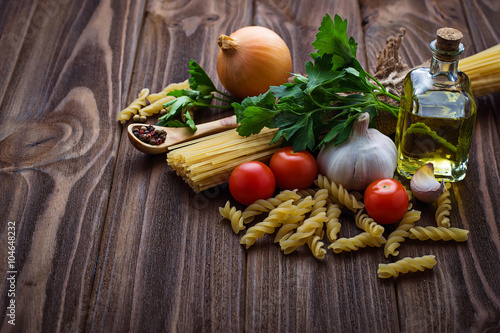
[317,112,397,191]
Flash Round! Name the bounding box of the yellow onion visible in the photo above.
[217,26,292,99]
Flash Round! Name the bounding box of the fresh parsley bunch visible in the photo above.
[232,14,400,152]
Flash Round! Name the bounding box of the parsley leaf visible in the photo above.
[304,54,343,94]
[311,14,359,70]
[187,59,217,96]
[157,60,234,128]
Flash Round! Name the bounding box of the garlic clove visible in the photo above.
[410,163,445,203]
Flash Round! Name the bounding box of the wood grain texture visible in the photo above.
[0,0,147,331]
[0,0,37,106]
[87,1,251,332]
[361,0,500,331]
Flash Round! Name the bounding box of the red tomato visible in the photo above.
[229,161,276,205]
[364,178,409,225]
[269,146,318,190]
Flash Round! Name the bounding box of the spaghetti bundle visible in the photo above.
[167,128,281,192]
[459,44,500,97]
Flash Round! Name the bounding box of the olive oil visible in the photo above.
[395,28,476,182]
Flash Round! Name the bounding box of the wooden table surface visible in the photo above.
[1,0,499,332]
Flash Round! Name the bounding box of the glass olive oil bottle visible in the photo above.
[395,28,476,182]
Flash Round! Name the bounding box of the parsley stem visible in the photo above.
[214,89,234,100]
[367,73,402,102]
[323,101,370,110]
[212,95,233,103]
[309,92,370,111]
[376,102,399,118]
[376,90,401,102]
[194,102,232,109]
[367,72,387,92]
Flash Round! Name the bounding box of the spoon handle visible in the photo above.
[187,115,237,140]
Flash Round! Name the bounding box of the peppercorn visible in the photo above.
[133,125,168,145]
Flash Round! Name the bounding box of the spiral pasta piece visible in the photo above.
[219,201,244,234]
[310,189,329,215]
[393,175,413,210]
[408,226,469,242]
[279,189,329,254]
[297,188,317,198]
[384,210,421,258]
[275,223,299,243]
[298,188,339,206]
[117,88,150,124]
[355,210,384,237]
[325,203,342,242]
[280,212,328,254]
[240,200,297,249]
[146,80,190,103]
[435,186,452,228]
[274,196,316,243]
[405,185,413,210]
[139,95,176,117]
[307,231,327,260]
[315,174,364,212]
[241,190,300,224]
[377,255,437,278]
[329,232,386,254]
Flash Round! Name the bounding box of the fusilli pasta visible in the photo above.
[315,174,364,212]
[219,201,244,234]
[240,200,297,249]
[384,210,421,258]
[117,88,150,124]
[408,226,469,242]
[139,95,176,117]
[241,190,301,224]
[435,185,452,228]
[146,80,189,103]
[404,184,413,210]
[279,190,330,254]
[307,231,327,260]
[355,210,384,237]
[325,203,342,242]
[329,232,386,254]
[280,211,328,254]
[377,255,437,278]
[274,196,316,243]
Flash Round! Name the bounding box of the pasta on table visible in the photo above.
[218,174,469,279]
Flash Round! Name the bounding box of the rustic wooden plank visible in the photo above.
[0,0,147,331]
[361,0,500,331]
[462,0,500,131]
[253,0,368,71]
[242,2,399,332]
[87,1,252,332]
[0,0,37,105]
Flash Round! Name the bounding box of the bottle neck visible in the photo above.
[429,39,463,80]
[429,56,459,77]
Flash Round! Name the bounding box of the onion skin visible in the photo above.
[217,26,292,99]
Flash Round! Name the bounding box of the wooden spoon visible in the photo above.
[127,115,238,154]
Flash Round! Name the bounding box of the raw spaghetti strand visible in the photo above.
[167,128,281,192]
[458,44,500,97]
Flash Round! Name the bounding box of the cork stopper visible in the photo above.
[432,27,464,61]
[436,28,463,52]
